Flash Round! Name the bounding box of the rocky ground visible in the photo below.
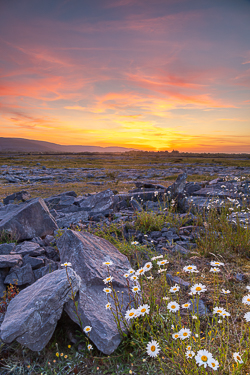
[0,154,250,374]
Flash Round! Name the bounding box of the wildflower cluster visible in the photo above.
[100,254,250,374]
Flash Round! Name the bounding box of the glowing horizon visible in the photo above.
[0,0,250,153]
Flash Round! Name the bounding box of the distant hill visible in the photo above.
[0,138,137,153]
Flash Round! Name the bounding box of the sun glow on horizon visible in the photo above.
[0,0,249,153]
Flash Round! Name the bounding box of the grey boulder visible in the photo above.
[0,243,16,255]
[3,191,31,205]
[57,230,132,355]
[15,241,45,257]
[0,198,58,241]
[4,264,35,285]
[170,172,187,197]
[79,189,118,213]
[0,268,81,351]
[0,254,22,268]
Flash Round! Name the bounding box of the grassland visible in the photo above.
[0,153,250,374]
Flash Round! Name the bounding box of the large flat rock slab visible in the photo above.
[0,268,81,351]
[57,230,132,355]
[0,198,58,241]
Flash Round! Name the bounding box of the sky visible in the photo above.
[0,0,250,153]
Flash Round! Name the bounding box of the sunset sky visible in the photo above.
[0,0,250,152]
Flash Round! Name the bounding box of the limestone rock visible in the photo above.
[33,263,58,281]
[0,254,22,268]
[57,230,132,355]
[4,264,35,285]
[3,191,31,205]
[0,243,16,255]
[79,189,118,213]
[0,268,81,351]
[0,198,58,241]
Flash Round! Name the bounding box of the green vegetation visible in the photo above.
[1,154,250,374]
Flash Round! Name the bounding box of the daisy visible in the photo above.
[87,344,93,351]
[186,345,192,351]
[136,267,145,276]
[244,311,250,322]
[182,302,191,309]
[246,286,250,291]
[195,349,213,368]
[131,241,139,245]
[147,276,154,280]
[105,302,111,310]
[146,340,160,358]
[242,294,250,305]
[167,301,180,312]
[130,275,138,281]
[131,285,140,294]
[143,262,153,272]
[125,308,137,320]
[127,269,135,275]
[103,276,113,284]
[210,267,220,273]
[208,358,219,370]
[151,255,163,261]
[163,296,169,300]
[169,284,180,293]
[183,265,198,273]
[190,284,207,295]
[157,259,169,266]
[192,315,198,320]
[158,268,168,273]
[210,261,224,267]
[103,261,113,266]
[186,350,195,359]
[84,326,92,334]
[172,332,179,340]
[61,262,72,267]
[123,273,130,278]
[179,328,192,340]
[233,352,243,364]
[137,304,150,316]
[221,310,230,318]
[103,287,112,294]
[222,289,230,294]
[213,307,225,315]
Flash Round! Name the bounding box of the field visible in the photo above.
[0,153,250,375]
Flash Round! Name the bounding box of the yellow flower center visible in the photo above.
[141,308,146,313]
[196,287,202,291]
[187,347,191,350]
[183,333,188,336]
[247,298,250,301]
[201,356,208,362]
[188,354,192,357]
[184,304,188,307]
[174,334,178,338]
[86,328,90,332]
[217,310,222,313]
[129,312,134,316]
[211,363,215,367]
[151,346,156,352]
[187,267,192,270]
[139,269,143,273]
[171,305,176,309]
[146,265,150,268]
[236,356,241,361]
